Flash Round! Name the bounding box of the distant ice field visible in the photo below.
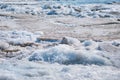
[0,0,120,18]
[38,0,120,4]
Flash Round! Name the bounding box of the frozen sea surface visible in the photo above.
[0,31,120,80]
[0,0,120,80]
[53,0,120,4]
[0,0,120,18]
[0,60,120,80]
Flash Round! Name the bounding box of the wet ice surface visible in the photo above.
[0,31,120,80]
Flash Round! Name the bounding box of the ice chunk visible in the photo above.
[29,44,111,65]
[60,37,80,45]
[83,40,92,47]
[98,42,120,53]
[0,31,43,45]
[112,41,120,47]
[47,10,58,15]
[0,41,9,50]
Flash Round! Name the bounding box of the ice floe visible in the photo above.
[0,30,120,68]
[0,1,120,18]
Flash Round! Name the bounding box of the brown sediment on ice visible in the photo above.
[1,15,120,40]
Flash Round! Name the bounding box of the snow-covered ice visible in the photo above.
[0,24,120,80]
[0,0,120,18]
[0,30,43,45]
[29,44,112,66]
[0,0,120,80]
[0,31,120,65]
[0,59,120,80]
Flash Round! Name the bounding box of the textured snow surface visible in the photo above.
[0,0,120,18]
[0,0,120,80]
[0,31,120,80]
[29,45,109,65]
[0,60,120,80]
[0,31,43,45]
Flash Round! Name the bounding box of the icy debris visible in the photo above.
[112,41,120,47]
[0,60,120,80]
[19,42,39,47]
[117,19,120,21]
[34,31,44,36]
[0,30,120,67]
[42,4,52,9]
[60,37,81,46]
[97,42,120,68]
[0,30,43,58]
[47,10,58,15]
[73,7,81,12]
[0,49,21,58]
[81,40,100,51]
[83,40,92,47]
[0,41,9,50]
[98,42,120,53]
[60,37,82,50]
[0,31,43,45]
[36,37,59,43]
[29,44,112,65]
[0,2,120,18]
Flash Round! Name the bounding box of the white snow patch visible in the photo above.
[0,30,43,45]
[0,60,120,80]
[0,41,9,50]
